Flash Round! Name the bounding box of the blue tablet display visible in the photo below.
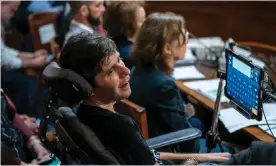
[226,50,262,118]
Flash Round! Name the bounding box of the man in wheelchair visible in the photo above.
[41,32,275,165]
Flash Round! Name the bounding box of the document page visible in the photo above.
[184,79,229,102]
[219,103,276,133]
[173,66,205,80]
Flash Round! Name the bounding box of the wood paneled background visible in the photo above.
[146,1,276,45]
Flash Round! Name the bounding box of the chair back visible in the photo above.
[237,41,276,53]
[49,38,61,61]
[115,99,149,139]
[28,12,57,53]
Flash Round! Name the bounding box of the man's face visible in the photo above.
[86,1,105,26]
[1,1,20,21]
[93,51,131,102]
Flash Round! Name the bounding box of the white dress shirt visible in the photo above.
[1,40,22,69]
[64,20,94,45]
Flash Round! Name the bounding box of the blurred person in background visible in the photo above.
[103,1,146,69]
[1,89,49,164]
[10,1,72,117]
[64,1,105,44]
[1,1,49,115]
[1,1,48,70]
[11,0,72,52]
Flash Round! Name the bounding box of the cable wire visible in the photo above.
[261,107,275,139]
[261,93,276,140]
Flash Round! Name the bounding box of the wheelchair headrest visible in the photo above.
[42,62,93,105]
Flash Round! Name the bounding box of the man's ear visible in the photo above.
[80,5,89,17]
[163,43,172,56]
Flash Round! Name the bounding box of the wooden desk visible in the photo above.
[175,61,275,142]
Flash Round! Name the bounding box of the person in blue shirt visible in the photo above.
[129,12,204,153]
[103,1,146,69]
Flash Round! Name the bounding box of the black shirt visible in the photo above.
[222,141,276,165]
[77,104,156,165]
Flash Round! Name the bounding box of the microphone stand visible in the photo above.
[206,70,226,152]
[188,32,222,68]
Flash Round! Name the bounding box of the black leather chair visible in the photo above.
[39,62,202,164]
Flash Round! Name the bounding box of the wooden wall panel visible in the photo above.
[145,1,276,45]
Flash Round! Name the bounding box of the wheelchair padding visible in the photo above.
[56,107,119,164]
[55,121,94,164]
[42,62,93,105]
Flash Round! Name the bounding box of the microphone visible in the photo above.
[188,31,223,68]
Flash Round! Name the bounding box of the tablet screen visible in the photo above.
[225,50,263,120]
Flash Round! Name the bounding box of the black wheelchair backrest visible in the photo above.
[41,62,119,164]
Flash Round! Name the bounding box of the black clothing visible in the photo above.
[77,104,156,165]
[222,141,276,165]
[1,69,30,115]
[1,91,26,160]
[1,143,21,165]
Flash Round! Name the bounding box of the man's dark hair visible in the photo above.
[68,1,93,15]
[59,31,117,85]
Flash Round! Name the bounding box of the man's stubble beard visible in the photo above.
[87,11,101,27]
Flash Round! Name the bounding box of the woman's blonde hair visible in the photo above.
[132,12,185,75]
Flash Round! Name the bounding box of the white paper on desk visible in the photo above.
[259,125,276,137]
[260,104,276,126]
[173,66,205,80]
[219,108,260,133]
[175,48,197,65]
[39,24,56,44]
[184,79,229,103]
[219,103,276,133]
[187,37,224,48]
[262,103,276,118]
